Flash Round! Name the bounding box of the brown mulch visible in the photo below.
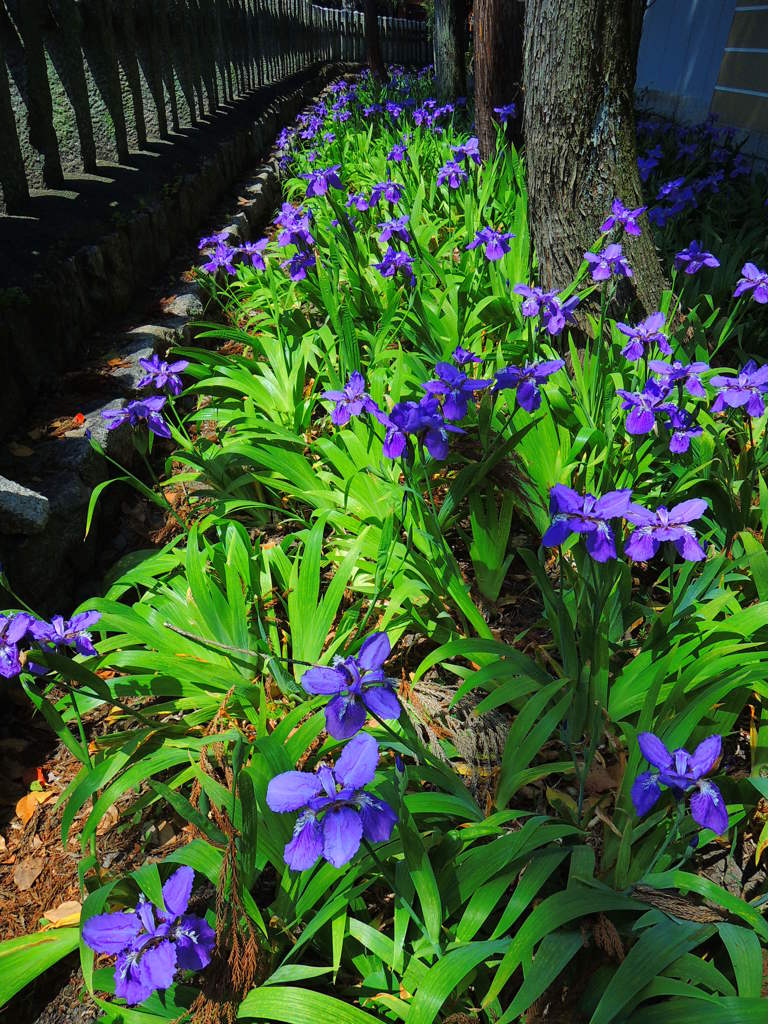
[0,688,195,1023]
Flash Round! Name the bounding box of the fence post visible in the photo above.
[0,38,29,208]
[50,0,98,172]
[15,0,64,185]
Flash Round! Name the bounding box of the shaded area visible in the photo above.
[0,71,318,289]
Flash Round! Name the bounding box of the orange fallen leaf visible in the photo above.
[42,900,82,929]
[73,412,85,425]
[16,790,53,825]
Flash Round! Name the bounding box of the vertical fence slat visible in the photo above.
[16,0,64,186]
[0,33,30,207]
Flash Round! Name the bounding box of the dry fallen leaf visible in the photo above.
[0,834,14,865]
[8,442,34,457]
[13,855,45,891]
[42,900,82,928]
[96,804,120,836]
[16,790,53,825]
[584,763,622,796]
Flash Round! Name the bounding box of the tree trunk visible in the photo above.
[473,0,523,159]
[433,0,466,103]
[364,0,387,82]
[523,0,664,313]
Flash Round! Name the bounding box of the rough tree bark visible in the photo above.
[364,0,388,82]
[433,0,466,103]
[523,0,664,312]
[473,0,523,159]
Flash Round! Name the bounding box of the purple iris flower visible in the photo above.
[734,263,768,303]
[0,613,34,678]
[373,247,415,287]
[638,154,660,182]
[495,359,565,412]
[30,611,101,656]
[301,632,399,739]
[599,198,647,236]
[513,285,578,334]
[346,192,370,213]
[657,176,686,201]
[466,227,515,262]
[667,187,698,217]
[625,498,707,561]
[276,127,294,150]
[730,154,751,179]
[369,181,403,208]
[694,171,725,194]
[451,137,481,166]
[266,732,397,870]
[322,372,379,426]
[387,142,408,163]
[197,230,229,251]
[617,312,670,361]
[382,397,462,461]
[631,732,728,834]
[664,407,704,454]
[542,485,633,562]
[711,361,768,418]
[137,354,189,397]
[616,379,672,435]
[677,140,698,160]
[239,238,269,271]
[584,243,633,282]
[673,240,720,275]
[275,203,315,248]
[514,284,550,318]
[299,118,323,141]
[437,159,467,190]
[201,243,237,276]
[647,206,676,229]
[300,164,343,198]
[386,101,403,119]
[452,345,483,365]
[282,250,316,282]
[493,102,517,122]
[649,360,708,399]
[422,362,493,420]
[102,397,172,439]
[323,131,335,144]
[82,866,214,1005]
[542,295,579,335]
[378,215,411,244]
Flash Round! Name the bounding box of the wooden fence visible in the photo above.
[0,0,430,211]
[310,5,430,67]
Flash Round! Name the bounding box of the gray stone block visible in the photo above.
[232,211,250,238]
[161,287,204,321]
[0,476,50,535]
[106,337,156,391]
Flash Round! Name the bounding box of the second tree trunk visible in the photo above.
[433,0,466,103]
[523,0,663,312]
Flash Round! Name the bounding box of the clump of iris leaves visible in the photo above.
[3,65,768,1024]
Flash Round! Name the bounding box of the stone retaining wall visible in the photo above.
[0,64,346,612]
[0,60,346,442]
